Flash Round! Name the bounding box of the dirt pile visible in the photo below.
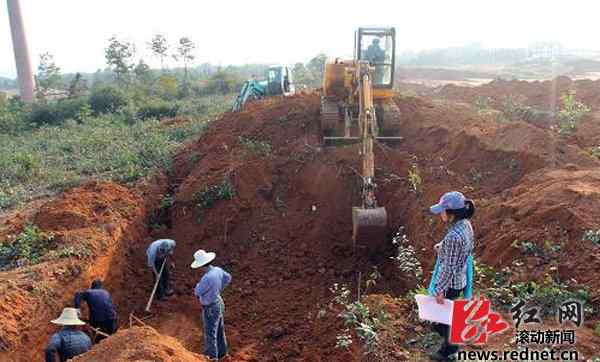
[437,77,600,110]
[72,326,207,362]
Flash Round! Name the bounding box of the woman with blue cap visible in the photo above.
[427,191,475,361]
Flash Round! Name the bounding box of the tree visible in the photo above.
[105,36,135,86]
[157,74,178,100]
[149,34,169,71]
[307,53,327,86]
[134,59,153,86]
[68,73,88,98]
[174,37,196,92]
[293,62,308,87]
[36,52,62,99]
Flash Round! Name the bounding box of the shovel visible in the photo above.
[145,258,167,312]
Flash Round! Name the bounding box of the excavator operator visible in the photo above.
[364,38,386,84]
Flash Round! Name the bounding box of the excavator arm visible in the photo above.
[352,61,388,245]
[232,79,267,112]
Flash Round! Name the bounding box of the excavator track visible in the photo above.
[320,97,343,136]
[376,99,402,137]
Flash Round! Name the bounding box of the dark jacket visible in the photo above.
[74,288,117,323]
[45,328,91,362]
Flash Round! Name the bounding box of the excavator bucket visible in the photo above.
[352,206,388,246]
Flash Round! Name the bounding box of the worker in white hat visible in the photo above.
[44,307,92,362]
[191,249,231,360]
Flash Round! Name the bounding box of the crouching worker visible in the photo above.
[146,239,176,300]
[74,279,118,341]
[45,307,92,362]
[191,249,231,360]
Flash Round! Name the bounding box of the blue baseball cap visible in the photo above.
[430,191,466,214]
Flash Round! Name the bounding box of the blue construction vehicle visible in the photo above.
[232,65,295,112]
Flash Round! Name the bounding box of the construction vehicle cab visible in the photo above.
[355,27,396,89]
[232,65,294,112]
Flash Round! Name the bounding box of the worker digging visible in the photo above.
[191,249,232,361]
[44,307,92,362]
[146,238,176,302]
[74,279,118,342]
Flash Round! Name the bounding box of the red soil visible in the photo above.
[2,83,600,360]
[71,326,207,362]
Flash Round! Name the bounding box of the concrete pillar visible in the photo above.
[7,0,35,103]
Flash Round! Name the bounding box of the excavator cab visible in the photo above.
[355,28,396,89]
[232,65,294,112]
[266,65,295,97]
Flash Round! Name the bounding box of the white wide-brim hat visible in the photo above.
[191,249,216,269]
[51,307,86,326]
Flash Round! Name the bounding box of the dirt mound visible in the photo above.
[437,77,600,110]
[479,168,600,289]
[34,182,141,232]
[72,326,207,362]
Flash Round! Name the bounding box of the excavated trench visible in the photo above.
[3,89,600,361]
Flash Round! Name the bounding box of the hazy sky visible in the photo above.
[1,0,599,78]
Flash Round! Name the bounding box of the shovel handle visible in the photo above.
[145,258,167,312]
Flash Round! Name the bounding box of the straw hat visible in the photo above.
[51,307,86,326]
[191,249,216,269]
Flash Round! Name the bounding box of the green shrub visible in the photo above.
[137,99,179,120]
[408,165,422,194]
[28,97,90,126]
[512,278,590,317]
[582,230,600,246]
[0,98,28,134]
[89,85,128,114]
[0,224,54,269]
[330,283,387,355]
[390,227,423,282]
[239,137,272,157]
[501,95,551,123]
[177,95,233,119]
[194,176,236,213]
[556,90,591,135]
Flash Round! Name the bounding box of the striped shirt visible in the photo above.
[434,219,474,295]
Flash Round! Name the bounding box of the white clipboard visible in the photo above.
[415,294,454,325]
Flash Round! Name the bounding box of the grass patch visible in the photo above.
[0,224,55,269]
[194,175,236,221]
[46,245,92,260]
[0,95,230,210]
[582,230,600,246]
[239,136,272,158]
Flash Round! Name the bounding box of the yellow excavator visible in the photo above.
[320,27,401,246]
